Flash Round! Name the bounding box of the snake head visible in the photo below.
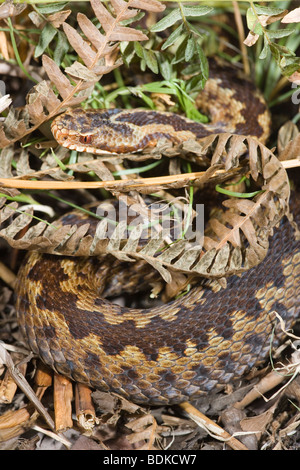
[51,108,115,154]
[51,108,149,155]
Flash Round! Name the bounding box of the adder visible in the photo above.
[15,59,300,405]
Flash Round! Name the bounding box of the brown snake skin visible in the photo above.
[15,61,300,405]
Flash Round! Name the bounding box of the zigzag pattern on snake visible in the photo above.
[15,60,300,405]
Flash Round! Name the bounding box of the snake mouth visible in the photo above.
[51,122,116,155]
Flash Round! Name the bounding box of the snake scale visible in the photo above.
[15,59,300,405]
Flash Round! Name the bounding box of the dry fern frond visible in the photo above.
[125,413,158,450]
[0,133,291,283]
[0,0,165,149]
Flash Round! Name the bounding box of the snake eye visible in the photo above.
[79,135,92,144]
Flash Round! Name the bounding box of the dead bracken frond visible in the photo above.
[0,0,164,149]
[0,133,291,283]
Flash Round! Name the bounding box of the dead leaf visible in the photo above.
[278,121,300,158]
[125,414,158,450]
[90,0,148,41]
[281,7,300,23]
[48,10,72,28]
[279,413,300,440]
[130,0,165,12]
[42,55,74,100]
[0,95,11,113]
[0,2,27,19]
[259,11,288,26]
[0,127,12,148]
[110,0,138,20]
[77,13,109,53]
[244,31,259,46]
[221,406,257,450]
[65,61,99,82]
[63,23,97,69]
[288,71,300,84]
[240,403,278,440]
[109,24,148,42]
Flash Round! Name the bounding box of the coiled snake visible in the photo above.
[15,60,300,405]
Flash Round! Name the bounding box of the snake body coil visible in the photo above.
[15,61,300,405]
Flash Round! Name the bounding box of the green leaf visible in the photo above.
[151,8,181,32]
[269,43,280,62]
[185,37,195,62]
[281,61,300,77]
[215,184,262,198]
[142,82,177,94]
[120,41,135,67]
[34,22,57,58]
[134,42,159,74]
[188,22,205,39]
[158,55,173,81]
[246,8,264,34]
[0,192,38,204]
[143,49,159,74]
[140,58,146,72]
[274,44,296,57]
[186,105,208,122]
[259,36,270,60]
[53,30,69,64]
[121,11,145,26]
[267,27,295,39]
[161,23,184,50]
[251,4,287,16]
[151,5,212,33]
[36,2,69,14]
[112,160,162,176]
[196,43,209,80]
[185,74,206,95]
[128,87,155,109]
[181,5,213,17]
[172,35,189,64]
[134,41,144,59]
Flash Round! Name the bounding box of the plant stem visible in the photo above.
[232,1,250,75]
[178,1,191,33]
[7,18,38,84]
